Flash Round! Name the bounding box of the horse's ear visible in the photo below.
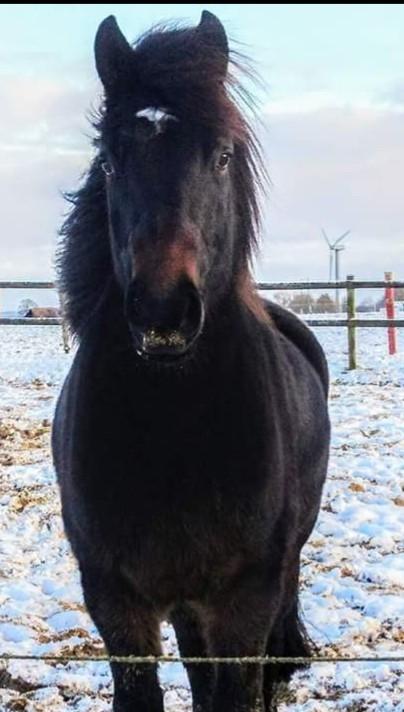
[94,15,133,90]
[197,11,228,76]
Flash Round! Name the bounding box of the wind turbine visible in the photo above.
[322,229,350,310]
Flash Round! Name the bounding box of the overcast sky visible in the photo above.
[1,4,403,308]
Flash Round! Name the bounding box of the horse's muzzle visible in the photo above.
[125,278,205,361]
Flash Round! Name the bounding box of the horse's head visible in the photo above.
[94,11,261,362]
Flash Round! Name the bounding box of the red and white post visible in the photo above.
[385,271,397,355]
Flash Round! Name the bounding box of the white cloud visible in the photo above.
[0,70,93,295]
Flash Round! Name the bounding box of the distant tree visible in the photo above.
[18,299,38,316]
[357,297,376,313]
[376,288,404,311]
[273,292,292,309]
[315,293,336,313]
[289,292,315,314]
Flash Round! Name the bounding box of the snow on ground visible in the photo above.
[0,322,403,711]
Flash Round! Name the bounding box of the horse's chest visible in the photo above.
[115,490,265,602]
[90,382,269,516]
[88,437,269,600]
[72,367,273,597]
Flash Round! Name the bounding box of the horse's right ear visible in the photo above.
[94,16,133,91]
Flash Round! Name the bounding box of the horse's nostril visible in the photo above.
[180,286,204,338]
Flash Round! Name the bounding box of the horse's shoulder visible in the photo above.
[263,299,329,396]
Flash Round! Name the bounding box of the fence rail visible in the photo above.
[1,278,403,366]
[0,317,61,326]
[0,281,55,289]
[5,317,403,328]
[257,280,404,290]
[1,279,404,290]
[301,318,404,327]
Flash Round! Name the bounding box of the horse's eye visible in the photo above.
[101,161,115,177]
[216,152,232,172]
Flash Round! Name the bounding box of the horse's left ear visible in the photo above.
[197,11,228,76]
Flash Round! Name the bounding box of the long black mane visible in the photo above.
[57,24,264,337]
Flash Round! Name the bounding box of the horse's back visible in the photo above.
[264,300,329,396]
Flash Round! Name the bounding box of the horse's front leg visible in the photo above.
[206,577,275,712]
[80,566,164,712]
[170,603,216,712]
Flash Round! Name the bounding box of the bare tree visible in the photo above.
[18,299,38,316]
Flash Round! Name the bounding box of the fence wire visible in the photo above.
[1,653,403,665]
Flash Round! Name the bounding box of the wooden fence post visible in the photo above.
[59,291,70,354]
[384,271,397,355]
[62,318,70,354]
[347,275,356,370]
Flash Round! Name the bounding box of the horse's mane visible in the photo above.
[57,23,265,336]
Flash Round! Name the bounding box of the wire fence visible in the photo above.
[2,276,404,366]
[1,653,404,666]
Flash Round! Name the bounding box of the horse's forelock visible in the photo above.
[99,26,252,145]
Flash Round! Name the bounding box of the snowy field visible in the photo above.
[0,322,403,711]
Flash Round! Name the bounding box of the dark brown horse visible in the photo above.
[53,11,330,711]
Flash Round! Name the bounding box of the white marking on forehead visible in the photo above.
[135,107,178,126]
[134,107,179,137]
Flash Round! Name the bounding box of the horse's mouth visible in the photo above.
[134,328,194,364]
[143,328,187,352]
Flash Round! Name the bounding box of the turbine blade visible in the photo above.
[334,230,350,246]
[322,228,331,246]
